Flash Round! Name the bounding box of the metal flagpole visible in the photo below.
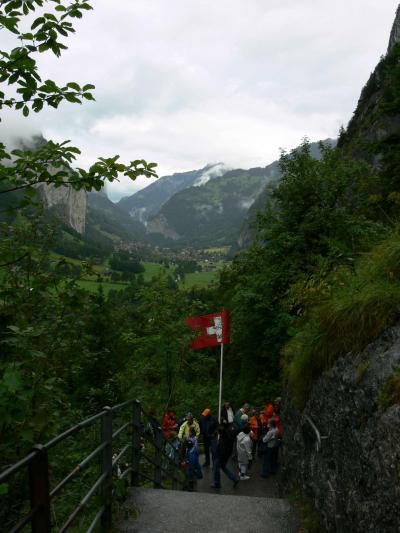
[218,342,224,423]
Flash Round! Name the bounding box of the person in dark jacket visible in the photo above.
[233,403,250,429]
[221,400,234,426]
[200,408,218,467]
[211,424,240,489]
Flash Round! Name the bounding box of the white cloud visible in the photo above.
[0,0,399,200]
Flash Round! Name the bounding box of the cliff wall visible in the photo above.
[281,324,400,532]
[39,183,86,234]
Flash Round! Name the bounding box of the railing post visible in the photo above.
[29,444,51,533]
[131,400,141,487]
[153,426,163,489]
[101,407,113,532]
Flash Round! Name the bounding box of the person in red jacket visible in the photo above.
[161,409,178,439]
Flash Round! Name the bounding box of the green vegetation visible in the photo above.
[77,279,129,294]
[379,370,400,409]
[288,491,323,533]
[284,234,400,406]
[0,2,158,528]
[182,271,217,288]
[219,140,387,406]
[142,261,167,280]
[109,251,144,274]
[156,167,268,246]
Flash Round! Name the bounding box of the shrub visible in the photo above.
[284,232,400,408]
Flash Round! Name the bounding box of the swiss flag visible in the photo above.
[186,310,230,349]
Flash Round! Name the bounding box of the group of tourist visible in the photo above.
[159,398,283,490]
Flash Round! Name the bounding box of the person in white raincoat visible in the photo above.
[236,425,252,480]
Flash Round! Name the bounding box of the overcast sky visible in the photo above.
[1,1,399,200]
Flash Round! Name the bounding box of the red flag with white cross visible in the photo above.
[186,309,230,350]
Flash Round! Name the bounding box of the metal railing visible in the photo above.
[0,399,187,532]
[302,414,328,453]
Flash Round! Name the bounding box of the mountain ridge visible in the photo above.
[117,163,228,225]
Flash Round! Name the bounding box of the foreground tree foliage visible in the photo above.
[0,10,224,528]
[0,0,157,217]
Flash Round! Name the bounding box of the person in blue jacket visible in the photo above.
[185,439,203,490]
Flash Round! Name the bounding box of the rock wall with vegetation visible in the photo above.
[281,323,400,532]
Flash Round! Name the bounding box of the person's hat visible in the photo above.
[186,412,193,418]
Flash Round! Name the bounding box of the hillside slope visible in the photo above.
[146,167,270,247]
[86,191,146,243]
[118,163,228,224]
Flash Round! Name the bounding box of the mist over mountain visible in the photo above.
[117,163,228,225]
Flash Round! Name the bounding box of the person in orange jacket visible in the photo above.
[249,408,261,459]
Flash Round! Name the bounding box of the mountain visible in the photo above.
[12,134,87,234]
[146,167,273,247]
[338,5,400,169]
[86,191,146,243]
[117,163,228,224]
[118,140,336,249]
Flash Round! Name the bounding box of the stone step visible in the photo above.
[117,487,298,533]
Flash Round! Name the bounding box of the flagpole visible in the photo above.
[218,341,224,423]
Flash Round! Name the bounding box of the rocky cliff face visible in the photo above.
[338,6,400,170]
[39,183,86,234]
[281,324,400,532]
[388,5,400,53]
[15,134,87,234]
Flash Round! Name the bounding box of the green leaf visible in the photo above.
[66,82,81,91]
[31,17,45,30]
[2,368,22,393]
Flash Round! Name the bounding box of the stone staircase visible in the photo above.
[117,487,297,533]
